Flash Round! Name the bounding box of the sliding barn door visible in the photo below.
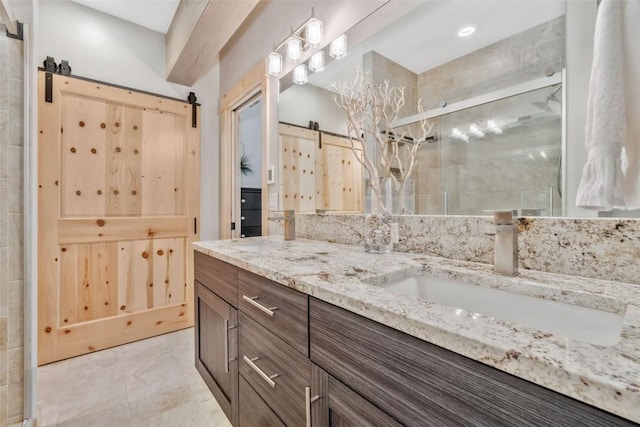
[37,71,200,365]
[317,133,364,213]
[279,123,318,213]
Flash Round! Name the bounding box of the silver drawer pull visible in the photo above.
[243,355,278,388]
[224,321,237,373]
[242,295,278,317]
[241,198,246,203]
[224,319,229,373]
[305,386,321,427]
[241,216,246,220]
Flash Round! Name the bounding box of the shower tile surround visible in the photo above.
[0,24,25,426]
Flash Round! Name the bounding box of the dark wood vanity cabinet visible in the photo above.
[309,297,636,427]
[195,252,636,427]
[195,252,314,427]
[195,283,238,424]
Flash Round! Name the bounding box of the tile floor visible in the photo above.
[37,328,232,427]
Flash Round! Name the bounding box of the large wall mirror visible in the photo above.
[272,0,637,218]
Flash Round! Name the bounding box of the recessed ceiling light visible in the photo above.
[457,24,477,38]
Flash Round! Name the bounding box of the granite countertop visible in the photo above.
[192,236,640,423]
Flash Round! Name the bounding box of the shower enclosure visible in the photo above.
[393,72,565,217]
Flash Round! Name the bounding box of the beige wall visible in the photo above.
[364,51,419,118]
[0,25,25,426]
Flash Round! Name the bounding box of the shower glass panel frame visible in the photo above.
[394,70,566,217]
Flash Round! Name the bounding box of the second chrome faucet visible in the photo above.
[484,210,518,276]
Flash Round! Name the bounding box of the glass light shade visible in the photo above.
[286,38,302,62]
[330,34,347,59]
[293,64,308,85]
[267,52,283,76]
[306,18,323,47]
[308,51,325,72]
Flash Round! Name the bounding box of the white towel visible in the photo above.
[576,0,640,210]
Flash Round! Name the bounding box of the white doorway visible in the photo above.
[234,95,262,238]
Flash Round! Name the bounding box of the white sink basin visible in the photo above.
[382,275,624,346]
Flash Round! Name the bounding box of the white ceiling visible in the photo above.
[309,0,566,90]
[70,0,180,33]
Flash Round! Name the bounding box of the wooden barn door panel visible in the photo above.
[38,72,200,365]
[279,123,318,213]
[317,133,364,213]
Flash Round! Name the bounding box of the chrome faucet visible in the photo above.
[484,210,518,276]
[267,210,295,241]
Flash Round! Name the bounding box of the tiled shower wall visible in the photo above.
[0,25,24,426]
[417,16,566,110]
[416,16,565,216]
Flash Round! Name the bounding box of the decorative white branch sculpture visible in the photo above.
[332,70,433,213]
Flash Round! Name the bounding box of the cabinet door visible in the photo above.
[310,365,400,427]
[239,376,286,427]
[195,281,238,426]
[327,376,402,427]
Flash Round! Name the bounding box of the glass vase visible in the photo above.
[364,211,393,253]
[398,178,416,215]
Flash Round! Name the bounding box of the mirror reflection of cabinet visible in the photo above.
[278,123,364,213]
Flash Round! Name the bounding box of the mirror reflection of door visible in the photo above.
[236,96,262,238]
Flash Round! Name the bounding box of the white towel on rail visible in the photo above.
[576,0,640,210]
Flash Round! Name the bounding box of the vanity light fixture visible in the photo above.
[309,50,325,72]
[286,37,302,62]
[330,34,347,59]
[457,24,477,38]
[306,16,323,47]
[293,64,308,85]
[267,51,283,77]
[264,8,324,78]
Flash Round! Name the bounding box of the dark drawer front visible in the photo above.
[240,226,262,238]
[240,191,261,210]
[240,210,261,227]
[239,312,311,427]
[238,269,308,356]
[239,376,286,427]
[310,297,635,427]
[194,251,238,307]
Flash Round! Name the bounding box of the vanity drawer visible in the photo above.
[239,375,286,427]
[194,251,238,307]
[309,297,636,427]
[239,312,311,427]
[238,269,308,356]
[240,190,261,210]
